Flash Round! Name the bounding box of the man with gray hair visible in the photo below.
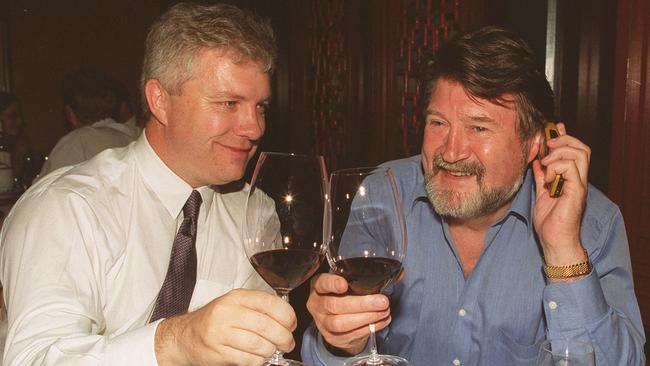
[0,3,294,365]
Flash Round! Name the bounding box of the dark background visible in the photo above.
[1,0,648,362]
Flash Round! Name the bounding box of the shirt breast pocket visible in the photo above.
[487,326,543,365]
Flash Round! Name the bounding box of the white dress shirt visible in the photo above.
[0,132,270,365]
[38,118,137,179]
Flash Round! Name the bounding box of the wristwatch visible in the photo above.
[543,249,592,279]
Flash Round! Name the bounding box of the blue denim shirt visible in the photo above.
[302,155,645,366]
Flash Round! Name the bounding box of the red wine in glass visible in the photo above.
[243,152,327,366]
[326,166,410,366]
[250,248,322,292]
[333,257,402,296]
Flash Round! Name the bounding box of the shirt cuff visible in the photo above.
[543,269,609,333]
[105,319,161,365]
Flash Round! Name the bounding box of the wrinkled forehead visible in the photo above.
[427,79,518,114]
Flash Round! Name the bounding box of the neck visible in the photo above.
[145,121,199,188]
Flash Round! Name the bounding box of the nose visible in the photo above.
[235,105,265,141]
[440,126,470,163]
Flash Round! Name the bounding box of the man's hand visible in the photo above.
[532,122,591,267]
[306,273,391,356]
[154,288,297,366]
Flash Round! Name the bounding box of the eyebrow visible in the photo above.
[463,115,496,124]
[211,91,245,100]
[426,109,497,124]
[209,92,271,104]
[425,109,446,119]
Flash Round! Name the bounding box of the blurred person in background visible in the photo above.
[36,69,137,179]
[0,92,34,189]
[110,77,142,138]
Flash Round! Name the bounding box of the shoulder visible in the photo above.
[378,155,425,201]
[50,128,88,152]
[32,143,135,203]
[380,155,423,178]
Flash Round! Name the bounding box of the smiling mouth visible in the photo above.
[445,170,474,177]
[432,155,485,182]
[219,143,252,153]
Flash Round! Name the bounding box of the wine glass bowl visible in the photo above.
[326,166,410,366]
[243,152,327,366]
[536,339,595,366]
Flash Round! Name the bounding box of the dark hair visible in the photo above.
[62,70,119,125]
[422,26,555,140]
[0,92,19,113]
[108,78,132,112]
[141,2,277,117]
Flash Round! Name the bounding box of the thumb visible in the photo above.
[311,273,349,295]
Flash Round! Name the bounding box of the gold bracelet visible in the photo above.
[543,249,592,279]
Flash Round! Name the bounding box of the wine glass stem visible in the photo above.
[366,323,382,365]
[268,291,291,365]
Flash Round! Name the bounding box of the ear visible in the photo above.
[144,79,170,126]
[64,106,83,129]
[525,130,543,164]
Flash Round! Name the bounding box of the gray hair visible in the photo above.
[140,2,277,117]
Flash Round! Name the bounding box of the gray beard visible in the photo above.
[424,154,527,220]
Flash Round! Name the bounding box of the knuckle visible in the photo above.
[329,315,349,333]
[279,335,296,353]
[321,316,338,333]
[255,318,273,336]
[306,295,317,313]
[323,296,345,314]
[243,334,266,351]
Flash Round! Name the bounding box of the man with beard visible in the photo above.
[301,26,645,365]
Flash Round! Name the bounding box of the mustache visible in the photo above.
[431,154,485,178]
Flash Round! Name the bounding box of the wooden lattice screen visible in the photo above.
[308,0,349,169]
[304,0,468,169]
[396,0,461,156]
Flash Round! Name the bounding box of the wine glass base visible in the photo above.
[343,354,411,366]
[263,358,308,366]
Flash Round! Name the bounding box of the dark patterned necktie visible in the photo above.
[150,190,202,322]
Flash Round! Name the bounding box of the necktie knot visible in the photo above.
[183,190,202,221]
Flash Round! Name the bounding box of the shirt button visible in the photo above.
[548,301,558,310]
[452,359,461,366]
[458,308,467,317]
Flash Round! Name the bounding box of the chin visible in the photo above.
[214,170,247,185]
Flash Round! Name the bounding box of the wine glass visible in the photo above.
[326,167,410,366]
[243,152,327,366]
[536,339,595,366]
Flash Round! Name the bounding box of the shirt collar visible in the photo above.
[411,157,429,206]
[90,118,118,128]
[411,158,534,228]
[91,118,137,135]
[133,131,214,219]
[505,167,534,227]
